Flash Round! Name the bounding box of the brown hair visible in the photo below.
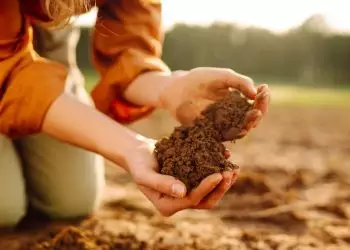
[41,0,91,27]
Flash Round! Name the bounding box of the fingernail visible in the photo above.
[237,130,247,138]
[257,85,264,92]
[261,91,269,98]
[259,84,268,90]
[234,168,241,175]
[171,184,186,198]
[252,116,262,128]
[247,121,255,130]
[215,174,223,184]
[257,92,264,100]
[252,87,258,95]
[224,149,231,159]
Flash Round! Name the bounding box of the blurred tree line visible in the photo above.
[77,15,350,86]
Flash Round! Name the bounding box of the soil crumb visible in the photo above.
[155,91,252,191]
[27,220,146,250]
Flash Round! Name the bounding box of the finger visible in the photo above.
[138,185,192,217]
[224,149,231,159]
[138,185,161,203]
[231,171,239,185]
[192,68,257,99]
[208,73,257,100]
[195,99,214,116]
[222,126,244,141]
[195,170,238,209]
[242,109,263,131]
[225,73,257,100]
[137,185,177,216]
[135,171,187,199]
[203,87,231,101]
[175,101,202,126]
[138,185,182,217]
[254,84,270,115]
[236,129,248,139]
[187,173,223,206]
[257,83,269,93]
[172,70,188,77]
[139,174,223,217]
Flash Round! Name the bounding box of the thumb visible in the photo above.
[134,171,187,198]
[175,101,201,126]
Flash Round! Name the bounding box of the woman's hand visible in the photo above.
[43,89,237,217]
[159,67,271,138]
[123,136,238,216]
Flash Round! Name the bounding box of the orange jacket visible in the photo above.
[0,0,169,138]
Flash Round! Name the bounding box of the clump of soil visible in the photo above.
[28,220,147,250]
[155,91,253,191]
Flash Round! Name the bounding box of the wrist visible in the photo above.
[93,122,138,169]
[124,71,173,107]
[101,125,151,173]
[157,70,189,116]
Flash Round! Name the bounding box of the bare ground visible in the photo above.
[1,106,349,249]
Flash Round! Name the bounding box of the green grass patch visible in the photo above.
[270,85,350,107]
[83,71,350,108]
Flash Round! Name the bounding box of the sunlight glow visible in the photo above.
[75,0,350,33]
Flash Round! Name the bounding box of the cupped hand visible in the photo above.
[124,136,238,216]
[159,67,271,138]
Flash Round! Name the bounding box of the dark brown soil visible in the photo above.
[155,91,252,191]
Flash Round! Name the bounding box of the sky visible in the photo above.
[75,0,350,33]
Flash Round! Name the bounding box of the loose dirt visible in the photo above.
[26,220,146,250]
[155,91,251,191]
[1,106,350,250]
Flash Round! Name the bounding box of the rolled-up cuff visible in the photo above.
[91,50,170,123]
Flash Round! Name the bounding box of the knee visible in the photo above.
[0,195,26,228]
[42,181,105,219]
[40,156,105,219]
[47,190,103,220]
[0,136,27,227]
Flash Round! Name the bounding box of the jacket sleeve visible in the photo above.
[91,0,170,123]
[0,0,67,138]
